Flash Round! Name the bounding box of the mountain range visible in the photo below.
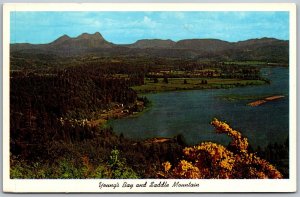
[10,32,289,62]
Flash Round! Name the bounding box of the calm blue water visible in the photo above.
[110,67,289,147]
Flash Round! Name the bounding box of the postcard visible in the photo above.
[2,3,297,193]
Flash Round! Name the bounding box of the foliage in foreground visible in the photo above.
[10,118,285,179]
[158,119,283,179]
[11,148,139,179]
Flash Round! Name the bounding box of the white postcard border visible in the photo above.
[2,3,297,193]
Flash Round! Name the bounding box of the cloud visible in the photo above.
[183,24,195,34]
[142,16,157,28]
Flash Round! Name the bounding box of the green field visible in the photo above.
[223,61,288,67]
[223,61,267,65]
[131,77,266,93]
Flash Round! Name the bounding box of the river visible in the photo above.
[110,67,289,148]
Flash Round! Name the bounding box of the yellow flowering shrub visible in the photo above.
[162,161,172,172]
[158,118,283,179]
[211,118,249,152]
[172,160,202,179]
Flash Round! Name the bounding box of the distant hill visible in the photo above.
[50,32,114,49]
[127,39,176,49]
[50,34,71,46]
[11,32,114,56]
[10,32,289,63]
[229,38,289,63]
[174,39,233,52]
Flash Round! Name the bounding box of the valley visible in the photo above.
[9,32,289,179]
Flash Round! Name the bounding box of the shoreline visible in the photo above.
[247,95,285,107]
[102,80,269,125]
[132,79,267,94]
[87,78,273,134]
[86,100,149,128]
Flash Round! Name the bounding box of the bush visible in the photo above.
[158,119,283,179]
[10,148,140,179]
[108,148,139,179]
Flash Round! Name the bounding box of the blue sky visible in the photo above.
[10,11,289,44]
